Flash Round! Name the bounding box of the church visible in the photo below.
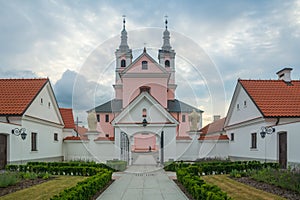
[88,18,203,164]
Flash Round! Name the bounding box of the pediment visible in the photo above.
[112,92,178,125]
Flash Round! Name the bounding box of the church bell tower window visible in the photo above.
[121,59,126,67]
[165,60,170,67]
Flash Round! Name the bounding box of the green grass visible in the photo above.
[1,176,87,200]
[202,175,286,200]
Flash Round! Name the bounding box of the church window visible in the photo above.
[105,114,109,122]
[97,114,100,122]
[142,108,147,117]
[230,133,234,141]
[237,104,240,110]
[142,61,148,70]
[251,133,257,149]
[165,60,170,67]
[244,100,247,108]
[54,133,58,141]
[140,86,151,93]
[121,59,126,67]
[40,98,43,105]
[182,114,186,122]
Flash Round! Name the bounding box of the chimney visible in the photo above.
[213,115,221,122]
[276,68,293,82]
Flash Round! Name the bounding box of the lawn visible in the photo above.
[202,175,286,200]
[1,175,87,200]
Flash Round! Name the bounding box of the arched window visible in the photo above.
[165,60,170,67]
[142,61,148,70]
[142,108,147,117]
[121,59,126,67]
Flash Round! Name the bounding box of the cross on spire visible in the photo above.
[122,15,126,29]
[164,15,168,29]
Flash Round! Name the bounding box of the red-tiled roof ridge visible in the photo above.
[0,78,48,115]
[239,79,300,117]
[200,117,226,135]
[59,108,75,129]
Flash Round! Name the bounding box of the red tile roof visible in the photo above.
[0,78,48,115]
[75,126,88,140]
[63,136,88,141]
[59,108,75,129]
[200,118,226,135]
[199,134,229,140]
[240,80,300,117]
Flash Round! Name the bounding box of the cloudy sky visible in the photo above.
[1,0,300,126]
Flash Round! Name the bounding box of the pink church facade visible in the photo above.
[90,18,203,158]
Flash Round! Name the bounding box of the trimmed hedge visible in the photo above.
[50,169,112,200]
[165,160,279,175]
[177,167,231,200]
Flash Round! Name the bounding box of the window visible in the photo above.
[251,133,257,149]
[40,98,43,105]
[237,104,240,110]
[244,100,247,108]
[182,114,186,122]
[54,133,58,141]
[31,132,37,151]
[121,59,126,67]
[140,86,151,93]
[105,114,109,122]
[142,108,147,118]
[165,60,170,67]
[48,102,51,108]
[97,114,100,122]
[230,133,234,141]
[142,61,148,70]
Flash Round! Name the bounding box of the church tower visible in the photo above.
[158,18,177,99]
[115,17,132,77]
[114,16,132,99]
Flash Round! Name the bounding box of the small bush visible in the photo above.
[0,172,20,187]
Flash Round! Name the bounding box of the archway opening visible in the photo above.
[132,133,158,153]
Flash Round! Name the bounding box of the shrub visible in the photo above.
[0,172,20,188]
[50,169,112,200]
[176,168,231,200]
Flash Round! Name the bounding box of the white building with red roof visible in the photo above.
[225,68,300,168]
[0,78,65,168]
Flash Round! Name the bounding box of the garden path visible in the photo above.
[97,154,188,200]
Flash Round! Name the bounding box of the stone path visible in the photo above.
[97,154,188,200]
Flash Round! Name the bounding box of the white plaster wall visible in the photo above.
[227,121,278,162]
[0,120,63,164]
[63,140,116,163]
[199,141,229,159]
[227,86,262,127]
[120,98,169,123]
[25,83,62,124]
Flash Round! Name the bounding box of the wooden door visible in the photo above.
[0,134,7,169]
[279,132,287,169]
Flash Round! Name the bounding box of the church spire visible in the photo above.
[119,15,129,52]
[162,16,172,51]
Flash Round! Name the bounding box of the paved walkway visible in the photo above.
[97,155,188,200]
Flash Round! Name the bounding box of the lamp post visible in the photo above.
[260,126,275,163]
[11,128,27,140]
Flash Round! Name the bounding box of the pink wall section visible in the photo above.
[123,78,168,108]
[171,112,190,137]
[96,113,115,137]
[126,55,164,73]
[133,133,156,151]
